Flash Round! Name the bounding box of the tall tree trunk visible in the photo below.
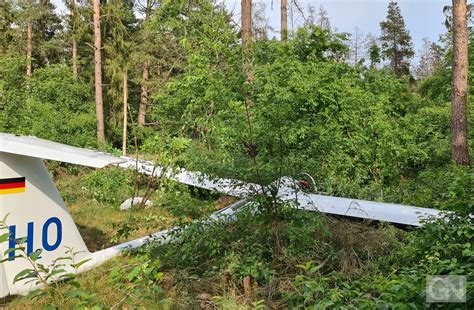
[93,0,105,142]
[451,0,470,165]
[138,62,149,127]
[72,36,78,78]
[241,0,252,52]
[353,26,359,64]
[71,0,78,79]
[122,70,128,156]
[26,16,32,77]
[137,1,153,127]
[281,0,287,41]
[241,0,252,79]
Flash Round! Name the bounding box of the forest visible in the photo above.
[0,0,473,308]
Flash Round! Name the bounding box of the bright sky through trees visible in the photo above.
[51,0,450,64]
[223,0,450,62]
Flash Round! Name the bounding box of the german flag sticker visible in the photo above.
[0,177,26,195]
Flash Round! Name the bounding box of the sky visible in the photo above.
[221,0,451,62]
[52,0,453,63]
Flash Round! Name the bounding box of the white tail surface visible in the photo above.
[0,152,91,296]
[0,134,249,298]
[0,134,151,298]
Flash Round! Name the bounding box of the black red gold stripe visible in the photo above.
[0,177,26,195]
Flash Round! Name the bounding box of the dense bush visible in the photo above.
[287,213,473,308]
[1,62,96,147]
[147,206,331,281]
[83,168,134,205]
[0,56,28,133]
[152,45,461,205]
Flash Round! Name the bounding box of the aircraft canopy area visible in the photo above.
[0,133,125,168]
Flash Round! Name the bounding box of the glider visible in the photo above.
[0,133,441,298]
[118,157,441,226]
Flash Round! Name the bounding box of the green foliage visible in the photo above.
[110,253,166,305]
[418,67,452,102]
[162,54,454,202]
[83,167,134,205]
[141,134,193,167]
[27,65,96,146]
[2,64,96,147]
[289,26,349,62]
[111,213,166,243]
[368,40,381,67]
[2,0,474,307]
[148,206,332,285]
[287,214,473,308]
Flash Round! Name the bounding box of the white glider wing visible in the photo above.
[0,133,124,168]
[119,157,442,226]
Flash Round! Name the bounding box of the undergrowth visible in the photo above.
[2,165,473,309]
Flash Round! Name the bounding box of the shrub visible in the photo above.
[83,168,134,205]
[287,213,473,308]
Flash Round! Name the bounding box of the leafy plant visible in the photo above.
[83,167,134,205]
[109,253,166,305]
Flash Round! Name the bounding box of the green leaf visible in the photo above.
[70,258,92,269]
[28,249,42,261]
[0,233,10,243]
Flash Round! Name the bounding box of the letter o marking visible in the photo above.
[42,217,62,251]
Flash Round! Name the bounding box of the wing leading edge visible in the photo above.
[0,133,124,168]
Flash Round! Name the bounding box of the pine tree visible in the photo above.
[316,5,330,30]
[0,2,15,55]
[64,0,80,78]
[252,1,268,41]
[4,1,61,76]
[137,0,158,128]
[281,0,287,41]
[102,0,136,149]
[304,4,316,29]
[380,1,414,76]
[304,5,331,31]
[241,0,252,79]
[92,0,105,142]
[350,26,366,65]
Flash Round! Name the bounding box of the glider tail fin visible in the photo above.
[0,152,90,297]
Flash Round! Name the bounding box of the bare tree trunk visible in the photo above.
[122,70,128,156]
[241,0,252,80]
[281,0,287,41]
[138,62,149,127]
[451,0,470,165]
[93,0,105,142]
[241,0,252,54]
[72,36,78,78]
[71,0,78,79]
[137,2,153,127]
[26,17,32,77]
[353,26,359,64]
